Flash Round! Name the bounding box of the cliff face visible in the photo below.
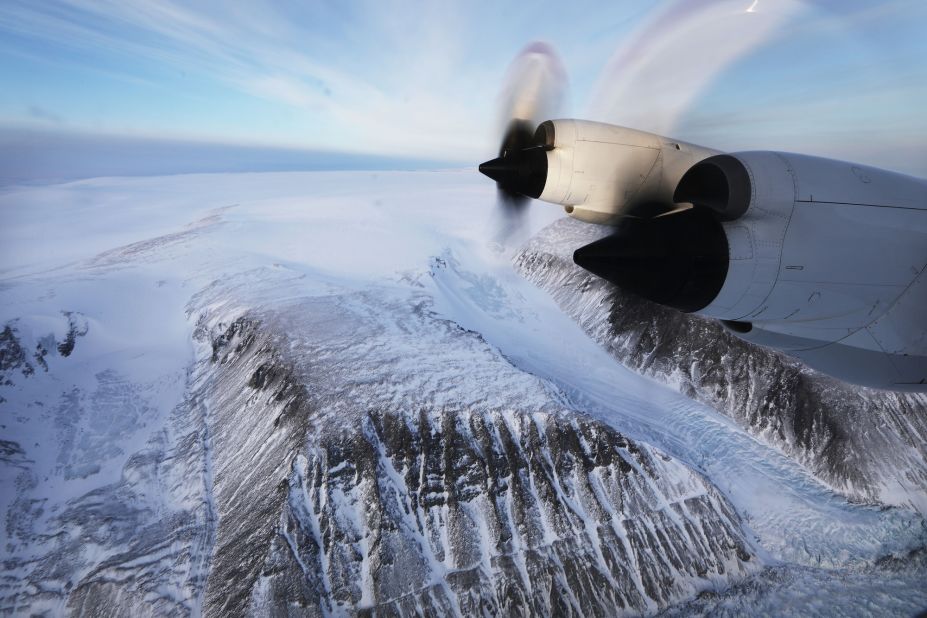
[513,217,927,513]
[270,407,751,616]
[189,285,756,616]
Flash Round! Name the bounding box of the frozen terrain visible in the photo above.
[1,170,925,615]
[514,219,927,514]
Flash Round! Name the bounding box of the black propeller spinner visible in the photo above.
[479,120,549,208]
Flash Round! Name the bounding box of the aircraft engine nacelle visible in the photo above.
[676,152,926,327]
[573,150,927,389]
[479,115,927,389]
[534,119,718,223]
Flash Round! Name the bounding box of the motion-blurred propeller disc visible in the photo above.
[485,42,566,238]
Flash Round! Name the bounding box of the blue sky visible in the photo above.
[0,0,925,176]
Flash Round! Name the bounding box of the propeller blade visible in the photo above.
[487,42,566,239]
[497,43,566,140]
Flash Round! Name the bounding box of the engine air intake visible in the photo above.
[674,154,751,221]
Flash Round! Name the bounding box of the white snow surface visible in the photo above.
[1,170,925,614]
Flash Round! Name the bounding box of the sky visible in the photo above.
[0,0,925,180]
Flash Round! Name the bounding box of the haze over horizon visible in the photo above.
[1,0,925,181]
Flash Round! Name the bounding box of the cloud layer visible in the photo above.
[0,0,924,175]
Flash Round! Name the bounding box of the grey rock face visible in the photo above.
[187,284,757,616]
[195,316,317,616]
[267,409,752,616]
[56,312,88,358]
[514,217,927,512]
[0,313,88,386]
[0,325,33,383]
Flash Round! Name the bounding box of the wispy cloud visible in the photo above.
[0,0,504,159]
[584,0,927,175]
[0,0,924,172]
[27,105,62,124]
[587,0,808,134]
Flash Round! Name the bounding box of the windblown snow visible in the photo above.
[1,170,925,616]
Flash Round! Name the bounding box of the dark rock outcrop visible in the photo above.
[187,290,757,616]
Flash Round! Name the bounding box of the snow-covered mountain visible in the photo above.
[1,171,925,615]
[193,300,756,616]
[514,217,927,514]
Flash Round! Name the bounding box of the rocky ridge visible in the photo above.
[189,281,758,616]
[514,217,927,512]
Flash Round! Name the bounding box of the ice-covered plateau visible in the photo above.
[1,170,925,616]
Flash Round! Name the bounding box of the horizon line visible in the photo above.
[0,126,467,186]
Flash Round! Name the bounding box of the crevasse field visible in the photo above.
[1,170,925,616]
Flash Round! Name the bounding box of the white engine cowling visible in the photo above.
[536,119,718,223]
[689,152,926,327]
[677,151,927,389]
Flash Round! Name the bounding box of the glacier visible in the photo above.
[1,170,925,616]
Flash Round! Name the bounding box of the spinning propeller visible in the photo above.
[480,43,566,237]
